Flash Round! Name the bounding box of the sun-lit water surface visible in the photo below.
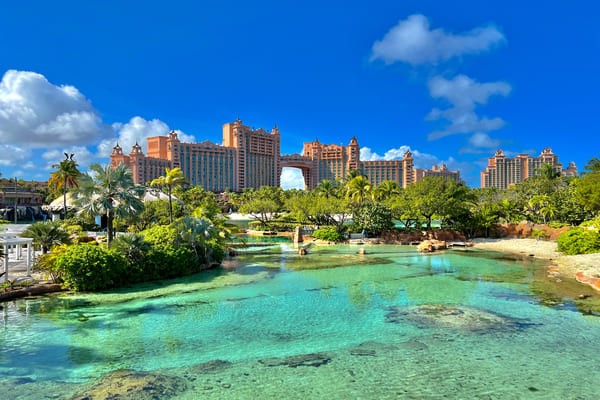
[2,244,600,399]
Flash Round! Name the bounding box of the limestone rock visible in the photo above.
[259,352,331,368]
[71,369,187,400]
[385,304,527,333]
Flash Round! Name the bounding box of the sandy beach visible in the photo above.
[472,237,600,283]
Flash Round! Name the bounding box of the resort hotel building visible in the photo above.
[111,118,452,192]
[480,148,577,189]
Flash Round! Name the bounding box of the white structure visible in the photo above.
[1,230,34,282]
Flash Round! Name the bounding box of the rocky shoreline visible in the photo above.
[471,237,600,292]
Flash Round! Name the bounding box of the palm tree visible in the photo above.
[150,167,187,224]
[21,221,72,254]
[48,153,81,219]
[535,162,561,180]
[315,179,339,198]
[346,169,363,181]
[175,216,219,265]
[373,180,401,202]
[76,163,145,245]
[111,233,151,265]
[346,175,372,206]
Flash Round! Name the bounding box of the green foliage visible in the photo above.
[150,167,187,223]
[111,233,152,282]
[352,202,394,235]
[54,244,127,291]
[557,228,600,255]
[346,175,372,206]
[531,228,549,241]
[405,177,473,230]
[127,199,181,231]
[21,221,72,254]
[35,244,69,282]
[577,169,600,212]
[76,163,145,245]
[580,216,600,229]
[285,191,350,230]
[312,227,345,242]
[238,186,284,228]
[175,185,221,217]
[141,225,179,249]
[62,215,99,231]
[0,219,9,225]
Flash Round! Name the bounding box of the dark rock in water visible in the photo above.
[399,338,428,351]
[190,359,233,374]
[350,348,376,356]
[349,341,397,356]
[259,352,331,368]
[385,304,525,333]
[13,377,35,385]
[71,369,187,400]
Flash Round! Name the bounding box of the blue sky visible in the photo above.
[1,0,598,187]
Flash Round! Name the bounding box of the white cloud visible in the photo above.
[280,167,305,190]
[468,132,500,149]
[360,146,439,169]
[0,70,109,147]
[42,146,95,171]
[0,144,30,166]
[98,116,196,157]
[427,74,511,140]
[370,14,504,65]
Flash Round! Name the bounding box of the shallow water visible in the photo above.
[1,244,600,399]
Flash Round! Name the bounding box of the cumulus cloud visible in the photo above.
[360,146,439,169]
[42,146,95,170]
[97,116,196,157]
[0,70,109,147]
[468,132,500,149]
[0,144,31,166]
[280,167,305,190]
[427,74,511,140]
[370,14,504,65]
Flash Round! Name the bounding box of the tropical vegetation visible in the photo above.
[18,154,600,292]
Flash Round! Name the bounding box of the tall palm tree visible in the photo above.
[21,221,72,254]
[150,167,187,224]
[315,179,338,198]
[346,175,372,206]
[535,162,561,180]
[373,180,401,202]
[76,163,145,245]
[175,216,218,264]
[48,153,81,219]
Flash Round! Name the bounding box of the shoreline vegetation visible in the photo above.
[3,157,600,298]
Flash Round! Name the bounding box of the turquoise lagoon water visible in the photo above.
[2,244,600,399]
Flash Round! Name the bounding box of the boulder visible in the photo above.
[71,369,187,400]
[259,352,331,368]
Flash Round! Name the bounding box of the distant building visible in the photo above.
[414,163,462,184]
[480,148,572,189]
[562,161,578,177]
[301,137,415,188]
[0,179,47,208]
[110,119,416,191]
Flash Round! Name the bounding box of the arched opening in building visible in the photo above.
[280,167,305,190]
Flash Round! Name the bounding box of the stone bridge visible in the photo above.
[280,154,314,189]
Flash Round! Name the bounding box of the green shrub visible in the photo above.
[145,246,199,279]
[579,217,600,230]
[557,228,600,255]
[54,244,127,291]
[352,203,394,236]
[0,219,9,225]
[141,225,178,249]
[531,228,549,241]
[312,227,345,242]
